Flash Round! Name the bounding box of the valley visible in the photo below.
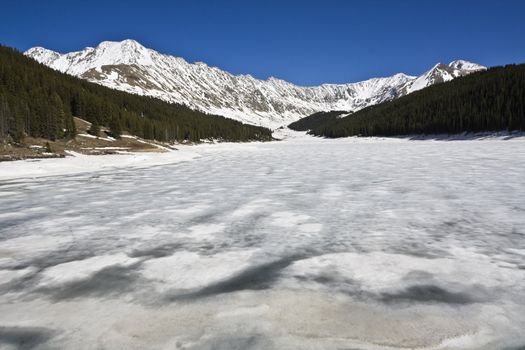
[1,3,524,348]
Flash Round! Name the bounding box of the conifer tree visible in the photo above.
[88,120,100,137]
[108,116,122,139]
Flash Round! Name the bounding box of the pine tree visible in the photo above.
[64,114,76,139]
[88,120,100,137]
[108,116,122,139]
[0,95,9,139]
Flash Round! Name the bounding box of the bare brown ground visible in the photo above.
[0,117,175,162]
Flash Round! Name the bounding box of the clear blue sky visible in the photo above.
[2,0,524,86]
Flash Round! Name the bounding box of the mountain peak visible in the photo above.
[392,72,415,79]
[405,59,486,94]
[97,39,144,50]
[93,39,153,66]
[448,59,485,72]
[122,38,143,46]
[23,47,61,66]
[24,46,55,55]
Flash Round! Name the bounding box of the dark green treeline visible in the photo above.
[308,64,525,138]
[288,110,349,131]
[0,45,272,142]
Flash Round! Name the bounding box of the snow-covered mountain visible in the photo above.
[25,40,485,128]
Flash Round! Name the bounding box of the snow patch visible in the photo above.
[140,250,258,292]
[38,253,139,287]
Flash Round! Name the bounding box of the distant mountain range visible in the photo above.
[25,39,485,128]
[302,64,525,138]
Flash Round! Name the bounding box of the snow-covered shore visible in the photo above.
[2,131,525,181]
[0,149,200,181]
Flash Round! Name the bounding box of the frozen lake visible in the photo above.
[1,137,525,349]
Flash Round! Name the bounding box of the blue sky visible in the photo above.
[2,0,524,85]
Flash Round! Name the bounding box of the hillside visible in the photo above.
[308,64,525,138]
[0,116,181,161]
[288,111,350,131]
[0,45,272,150]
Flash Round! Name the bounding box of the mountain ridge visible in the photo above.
[306,64,525,138]
[25,40,486,128]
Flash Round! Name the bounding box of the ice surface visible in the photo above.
[1,136,525,349]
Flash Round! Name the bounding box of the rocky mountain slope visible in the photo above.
[25,40,485,128]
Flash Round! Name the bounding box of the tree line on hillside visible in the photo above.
[288,110,350,131]
[305,64,525,138]
[0,45,272,143]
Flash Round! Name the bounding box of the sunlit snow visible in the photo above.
[1,136,524,349]
[24,40,485,129]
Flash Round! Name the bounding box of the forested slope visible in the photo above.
[308,64,525,138]
[288,110,349,131]
[0,45,272,143]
